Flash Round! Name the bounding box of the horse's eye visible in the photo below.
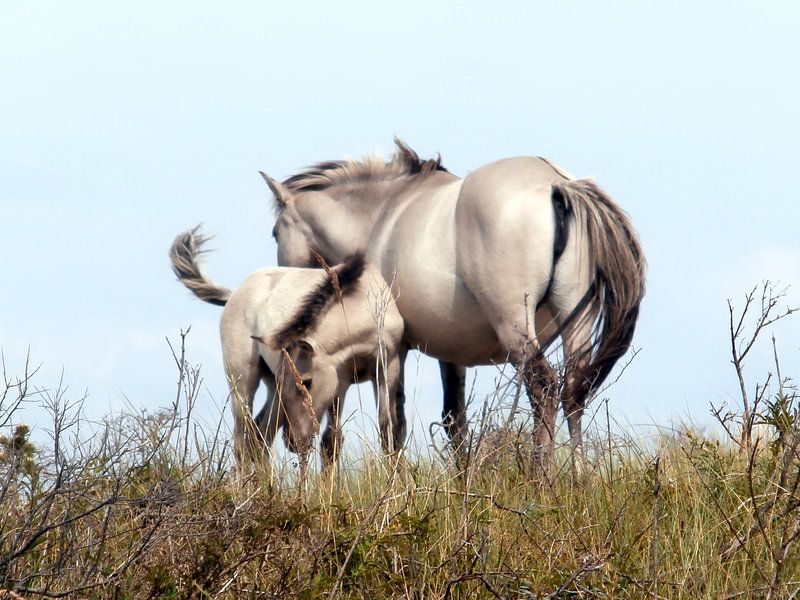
[271,226,279,240]
[301,379,313,390]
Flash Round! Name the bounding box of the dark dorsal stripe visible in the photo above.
[272,253,366,349]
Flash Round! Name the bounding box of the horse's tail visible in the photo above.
[169,226,231,306]
[551,178,646,394]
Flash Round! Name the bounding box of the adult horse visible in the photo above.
[261,140,645,472]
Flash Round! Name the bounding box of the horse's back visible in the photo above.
[318,264,405,355]
[460,156,566,200]
[221,267,326,371]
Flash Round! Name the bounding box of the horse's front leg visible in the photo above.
[393,344,409,451]
[439,361,468,454]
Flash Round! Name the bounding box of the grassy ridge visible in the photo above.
[1,401,798,599]
[2,281,798,599]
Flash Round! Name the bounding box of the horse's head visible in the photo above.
[263,170,367,268]
[276,338,337,456]
[260,172,320,267]
[260,147,427,267]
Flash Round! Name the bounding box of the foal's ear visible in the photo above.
[295,339,316,357]
[259,171,291,206]
[288,339,316,373]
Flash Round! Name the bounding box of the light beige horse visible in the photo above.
[262,140,646,473]
[169,227,406,468]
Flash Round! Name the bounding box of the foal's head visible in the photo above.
[277,339,324,455]
[268,254,366,455]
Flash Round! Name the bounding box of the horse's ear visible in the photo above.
[259,171,291,206]
[296,339,316,356]
[286,338,315,374]
[393,137,417,164]
[266,334,317,356]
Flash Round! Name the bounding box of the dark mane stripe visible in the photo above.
[272,254,366,349]
[282,138,447,193]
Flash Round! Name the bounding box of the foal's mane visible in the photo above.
[282,138,447,193]
[272,254,366,349]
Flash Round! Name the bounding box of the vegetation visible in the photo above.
[1,284,798,599]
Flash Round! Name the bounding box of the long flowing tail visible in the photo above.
[552,178,646,393]
[169,226,231,306]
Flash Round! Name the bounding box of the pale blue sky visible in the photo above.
[2,1,799,453]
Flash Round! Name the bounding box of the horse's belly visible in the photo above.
[399,298,503,365]
[370,180,507,366]
[407,328,504,366]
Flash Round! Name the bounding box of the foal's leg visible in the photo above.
[223,357,261,465]
[320,394,343,471]
[253,364,280,453]
[373,353,403,454]
[222,325,270,466]
[439,361,468,454]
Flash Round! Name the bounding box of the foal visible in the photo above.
[169,226,405,469]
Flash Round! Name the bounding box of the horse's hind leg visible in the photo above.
[223,353,262,465]
[522,353,559,475]
[489,318,558,477]
[439,361,467,455]
[558,305,598,478]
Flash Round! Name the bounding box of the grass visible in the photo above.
[1,377,798,599]
[2,279,799,599]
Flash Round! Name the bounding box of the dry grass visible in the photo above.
[1,283,798,598]
[1,367,798,599]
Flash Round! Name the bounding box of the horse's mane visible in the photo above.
[272,254,366,349]
[282,138,447,193]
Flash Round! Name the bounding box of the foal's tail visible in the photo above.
[551,179,646,394]
[169,226,231,306]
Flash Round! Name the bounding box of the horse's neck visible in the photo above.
[338,173,457,215]
[303,187,385,261]
[319,174,458,258]
[328,179,402,226]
